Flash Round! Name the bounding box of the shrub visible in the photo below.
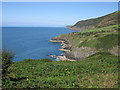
[2,50,14,74]
[40,58,52,62]
[23,58,52,62]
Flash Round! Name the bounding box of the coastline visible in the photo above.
[50,54,76,61]
[49,39,76,61]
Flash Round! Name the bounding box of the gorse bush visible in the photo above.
[2,50,14,74]
[2,50,14,88]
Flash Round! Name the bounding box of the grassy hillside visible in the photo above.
[2,52,119,88]
[51,25,119,60]
[67,11,119,31]
[79,24,118,34]
[78,32,118,50]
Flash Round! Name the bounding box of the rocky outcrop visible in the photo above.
[50,38,97,60]
[72,47,97,60]
[50,55,76,61]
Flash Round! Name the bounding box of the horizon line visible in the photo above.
[1,26,66,27]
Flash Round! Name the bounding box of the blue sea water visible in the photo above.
[2,27,75,61]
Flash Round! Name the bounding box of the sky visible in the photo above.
[1,0,120,2]
[2,2,118,27]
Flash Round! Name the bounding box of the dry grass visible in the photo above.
[78,73,118,88]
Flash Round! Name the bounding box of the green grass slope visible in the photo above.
[51,25,119,60]
[3,52,119,88]
[78,32,119,50]
[79,24,118,34]
[53,25,119,51]
[67,11,119,31]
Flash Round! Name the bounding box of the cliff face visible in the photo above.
[67,11,119,31]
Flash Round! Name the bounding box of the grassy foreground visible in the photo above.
[3,52,119,88]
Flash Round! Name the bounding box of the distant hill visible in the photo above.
[67,11,119,31]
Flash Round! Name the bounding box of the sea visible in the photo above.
[2,27,75,61]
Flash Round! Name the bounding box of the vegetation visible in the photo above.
[79,24,118,34]
[1,50,14,88]
[2,50,14,75]
[2,11,119,88]
[78,32,119,50]
[71,11,119,31]
[2,52,119,88]
[52,25,119,55]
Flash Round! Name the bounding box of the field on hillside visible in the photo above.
[79,25,118,34]
[2,52,119,88]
